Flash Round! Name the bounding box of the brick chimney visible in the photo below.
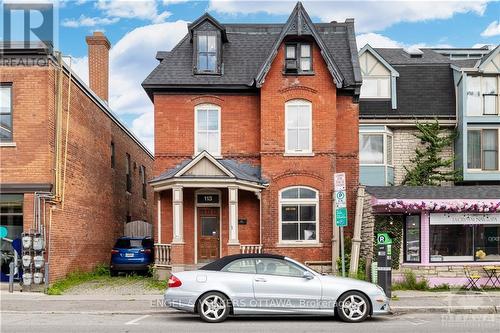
[85,31,110,102]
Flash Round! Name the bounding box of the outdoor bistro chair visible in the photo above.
[463,266,482,291]
[483,266,500,288]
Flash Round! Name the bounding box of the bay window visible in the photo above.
[195,104,221,156]
[280,187,318,243]
[467,128,499,171]
[359,131,393,165]
[285,100,312,154]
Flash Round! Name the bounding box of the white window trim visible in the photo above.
[466,127,500,172]
[359,127,393,166]
[278,186,319,245]
[284,99,312,155]
[194,104,221,157]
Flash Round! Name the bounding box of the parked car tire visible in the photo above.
[197,292,230,323]
[337,291,370,323]
[110,269,118,277]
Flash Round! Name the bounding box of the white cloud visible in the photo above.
[208,0,488,33]
[131,110,155,152]
[69,20,188,152]
[481,20,500,37]
[62,15,120,28]
[356,33,403,49]
[96,0,171,23]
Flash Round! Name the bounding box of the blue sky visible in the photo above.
[26,1,500,151]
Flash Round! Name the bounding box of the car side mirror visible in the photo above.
[302,271,314,280]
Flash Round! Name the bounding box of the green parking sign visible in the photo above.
[335,207,348,227]
[377,232,392,245]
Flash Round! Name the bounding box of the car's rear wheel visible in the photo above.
[337,291,370,323]
[197,292,230,323]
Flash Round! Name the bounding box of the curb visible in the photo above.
[392,306,498,314]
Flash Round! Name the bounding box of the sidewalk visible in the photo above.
[1,289,500,315]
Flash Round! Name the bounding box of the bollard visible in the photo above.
[9,261,14,293]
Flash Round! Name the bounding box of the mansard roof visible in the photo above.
[142,2,361,95]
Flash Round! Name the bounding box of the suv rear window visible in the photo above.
[114,239,152,248]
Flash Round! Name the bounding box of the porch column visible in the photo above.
[157,194,162,243]
[172,186,184,243]
[228,186,239,245]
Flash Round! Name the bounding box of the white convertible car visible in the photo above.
[165,253,390,323]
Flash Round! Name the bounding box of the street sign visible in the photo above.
[334,172,346,191]
[335,190,346,208]
[377,232,393,245]
[335,207,348,227]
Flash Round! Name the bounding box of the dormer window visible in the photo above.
[197,33,217,73]
[285,43,312,73]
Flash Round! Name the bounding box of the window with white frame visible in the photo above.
[0,85,13,142]
[359,131,393,165]
[360,77,390,99]
[285,100,312,154]
[280,187,318,243]
[467,128,499,171]
[195,104,220,156]
[467,75,500,116]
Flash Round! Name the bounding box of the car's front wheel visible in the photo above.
[337,291,370,323]
[197,292,230,323]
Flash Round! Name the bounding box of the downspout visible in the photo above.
[61,56,72,208]
[54,52,64,201]
[258,190,262,247]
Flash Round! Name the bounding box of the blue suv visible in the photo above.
[110,237,154,276]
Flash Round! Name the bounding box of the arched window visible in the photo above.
[285,99,312,154]
[279,186,319,243]
[195,104,221,156]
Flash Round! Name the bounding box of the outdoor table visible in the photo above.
[483,266,500,288]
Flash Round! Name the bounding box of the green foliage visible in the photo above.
[392,270,429,291]
[402,119,461,186]
[430,283,451,292]
[373,215,402,270]
[336,236,367,280]
[46,263,165,295]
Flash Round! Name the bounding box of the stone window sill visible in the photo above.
[276,242,323,248]
[283,152,315,157]
[0,142,16,147]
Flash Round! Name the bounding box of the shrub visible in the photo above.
[392,270,429,290]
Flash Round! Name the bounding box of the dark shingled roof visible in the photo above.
[360,48,456,119]
[142,8,360,94]
[149,157,265,185]
[366,186,500,200]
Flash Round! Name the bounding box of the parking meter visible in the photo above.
[376,233,392,298]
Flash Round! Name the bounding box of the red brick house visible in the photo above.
[143,3,361,273]
[0,33,154,283]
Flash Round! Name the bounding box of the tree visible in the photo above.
[402,120,461,186]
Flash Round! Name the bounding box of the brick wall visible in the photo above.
[0,58,154,282]
[152,40,359,267]
[392,127,454,185]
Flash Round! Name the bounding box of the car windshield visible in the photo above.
[114,239,144,248]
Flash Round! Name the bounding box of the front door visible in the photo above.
[197,207,220,262]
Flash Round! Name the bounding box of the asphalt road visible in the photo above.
[2,312,500,333]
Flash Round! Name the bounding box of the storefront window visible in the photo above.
[404,215,420,262]
[475,224,500,261]
[430,225,474,262]
[1,194,23,278]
